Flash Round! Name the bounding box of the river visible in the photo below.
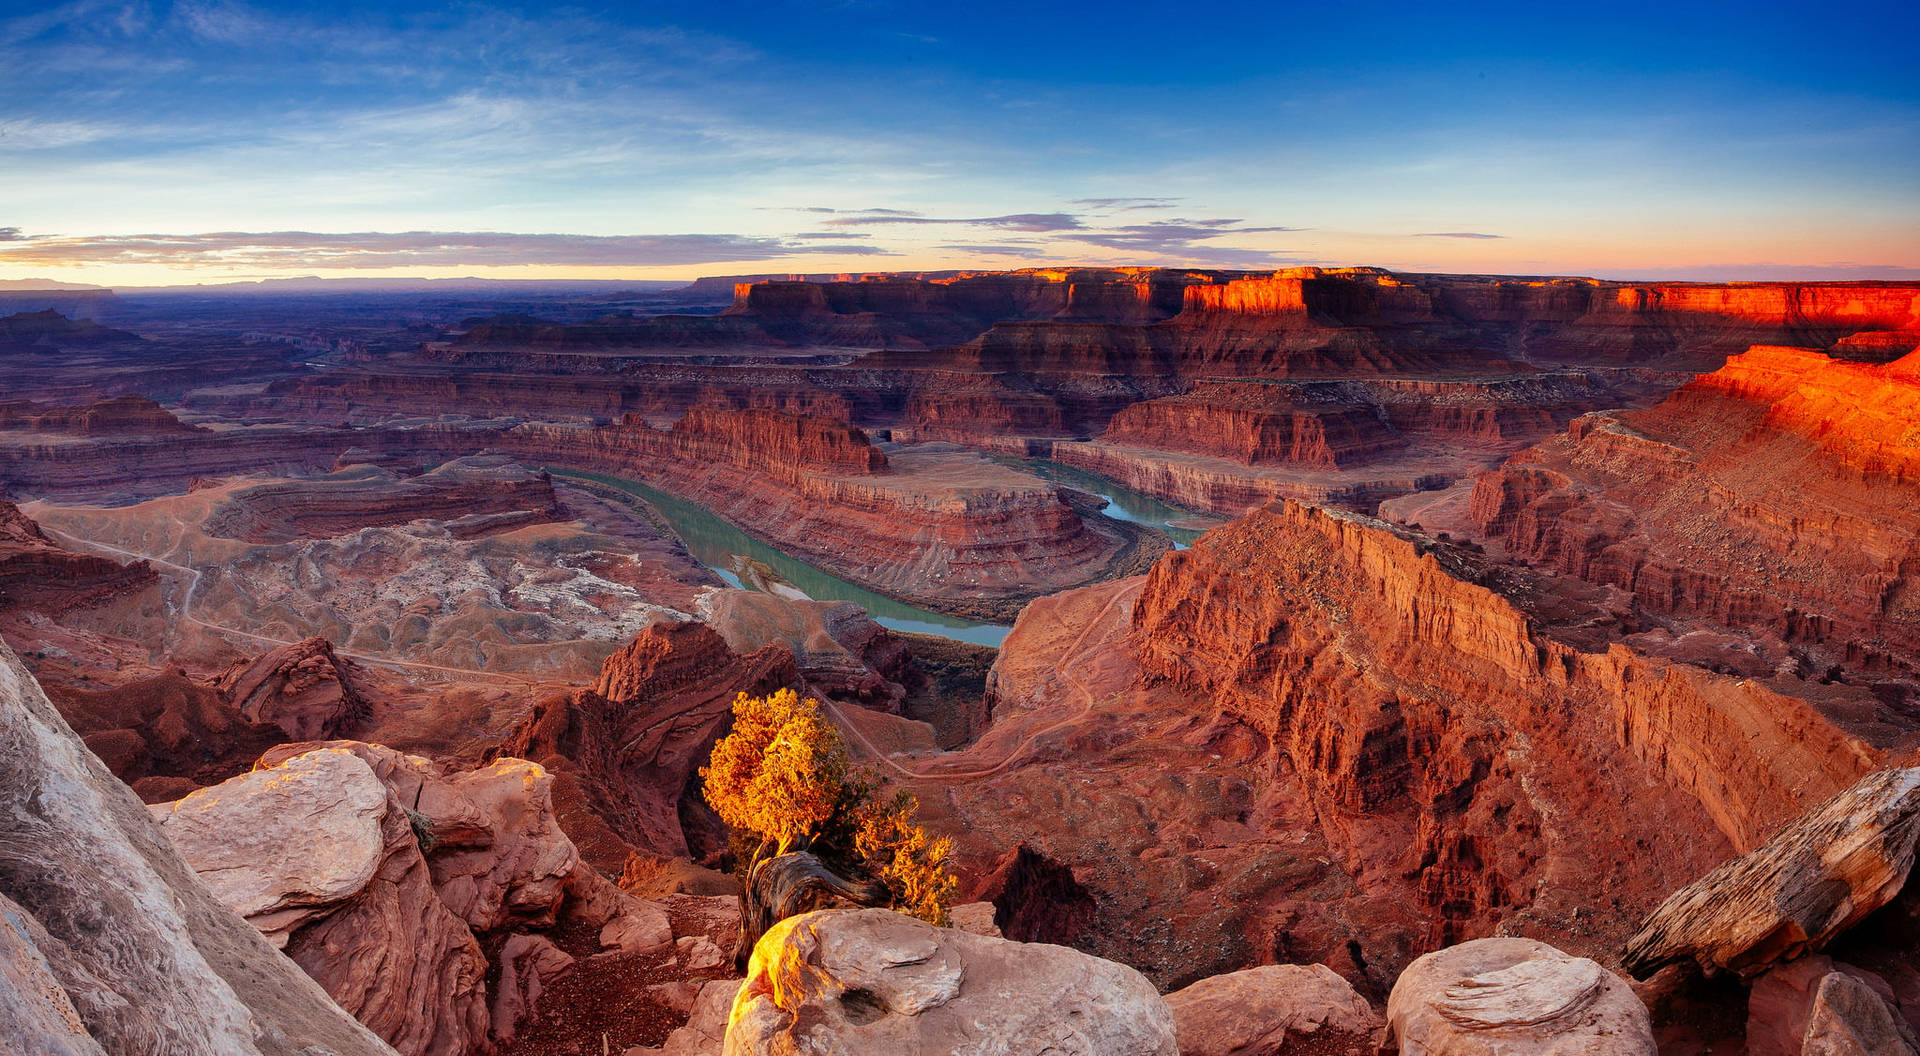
[550,461,1209,648]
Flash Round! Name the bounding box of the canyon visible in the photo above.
[1,266,1918,1055]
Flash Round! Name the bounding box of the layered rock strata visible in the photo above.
[916,498,1892,991]
[0,499,156,613]
[202,457,563,543]
[1472,345,1920,691]
[462,408,1135,616]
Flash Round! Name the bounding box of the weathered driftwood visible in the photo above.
[1623,767,1920,979]
[733,851,887,969]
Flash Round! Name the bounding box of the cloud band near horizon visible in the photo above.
[0,230,892,269]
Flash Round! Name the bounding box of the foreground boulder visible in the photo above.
[1624,768,1920,979]
[1165,963,1380,1055]
[1385,937,1653,1055]
[725,907,1177,1055]
[158,739,680,1056]
[0,637,396,1055]
[155,747,489,1056]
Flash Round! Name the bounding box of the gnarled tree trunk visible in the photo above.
[734,851,888,969]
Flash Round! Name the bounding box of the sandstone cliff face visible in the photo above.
[0,422,375,502]
[925,498,1890,991]
[653,406,888,475]
[1472,345,1920,691]
[1133,503,1879,887]
[1101,383,1406,469]
[0,637,399,1055]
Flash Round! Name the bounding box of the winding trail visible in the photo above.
[41,524,543,686]
[46,518,1132,778]
[826,580,1139,784]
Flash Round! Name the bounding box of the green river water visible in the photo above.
[550,461,1206,648]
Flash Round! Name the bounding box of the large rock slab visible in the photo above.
[1166,963,1380,1055]
[1624,768,1920,979]
[151,747,389,945]
[162,746,490,1056]
[1386,937,1653,1056]
[0,636,397,1055]
[725,907,1177,1055]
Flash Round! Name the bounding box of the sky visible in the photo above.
[1,0,1916,286]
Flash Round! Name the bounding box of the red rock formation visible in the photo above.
[1472,345,1920,688]
[492,620,799,868]
[52,670,284,799]
[1043,437,1453,515]
[202,456,564,543]
[659,406,887,475]
[914,498,1896,991]
[459,408,1133,616]
[1134,503,1882,872]
[0,421,383,501]
[1102,382,1407,468]
[0,498,157,612]
[0,393,206,434]
[213,636,370,741]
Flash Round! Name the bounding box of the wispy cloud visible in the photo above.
[1069,197,1183,211]
[785,207,923,216]
[823,212,1086,232]
[0,228,25,241]
[932,242,1055,257]
[1060,218,1302,254]
[1412,231,1505,239]
[0,230,892,269]
[0,118,118,149]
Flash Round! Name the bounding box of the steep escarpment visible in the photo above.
[447,269,1220,354]
[0,419,382,502]
[1472,345,1920,690]
[1100,382,1407,468]
[925,499,1894,989]
[1133,502,1885,877]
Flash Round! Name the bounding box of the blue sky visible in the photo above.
[1,0,1916,284]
